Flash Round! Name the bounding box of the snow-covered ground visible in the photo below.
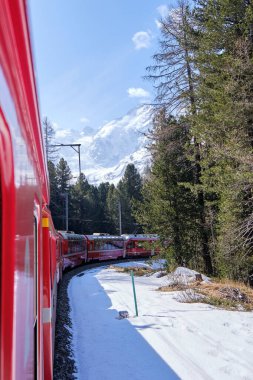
[68,262,253,380]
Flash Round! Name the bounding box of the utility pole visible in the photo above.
[65,193,69,231]
[51,143,81,176]
[118,200,122,235]
[61,193,69,231]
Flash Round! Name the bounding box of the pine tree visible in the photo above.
[97,182,114,233]
[135,112,202,269]
[69,173,91,233]
[117,164,143,233]
[106,184,119,234]
[192,0,253,280]
[85,185,102,233]
[120,164,142,201]
[56,158,72,193]
[55,158,72,230]
[48,160,62,229]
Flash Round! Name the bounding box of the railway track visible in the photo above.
[53,259,146,379]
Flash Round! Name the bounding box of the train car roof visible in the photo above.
[121,234,159,240]
[85,235,124,241]
[58,231,86,240]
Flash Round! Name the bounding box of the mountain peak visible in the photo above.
[54,105,154,185]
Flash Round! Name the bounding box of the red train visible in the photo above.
[123,234,159,257]
[58,231,87,270]
[58,233,160,270]
[85,234,125,261]
[0,2,159,378]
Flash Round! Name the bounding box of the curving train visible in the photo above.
[59,232,159,271]
[0,1,159,379]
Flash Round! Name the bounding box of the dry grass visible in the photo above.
[111,265,155,276]
[111,265,253,311]
[159,278,253,311]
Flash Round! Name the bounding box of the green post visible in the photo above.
[131,270,138,317]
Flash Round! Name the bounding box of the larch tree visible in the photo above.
[145,0,213,273]
[43,117,59,162]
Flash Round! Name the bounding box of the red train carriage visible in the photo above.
[42,208,63,379]
[123,234,160,258]
[85,234,124,261]
[0,1,59,378]
[58,231,87,270]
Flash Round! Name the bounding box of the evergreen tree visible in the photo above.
[69,173,91,233]
[120,164,142,201]
[85,185,102,233]
[192,0,253,280]
[56,158,72,193]
[135,112,202,269]
[55,158,72,230]
[106,184,119,234]
[97,182,114,233]
[117,164,143,234]
[48,160,62,229]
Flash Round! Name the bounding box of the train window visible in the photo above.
[115,240,124,249]
[127,241,135,249]
[94,240,102,250]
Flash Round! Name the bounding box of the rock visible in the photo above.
[119,310,129,319]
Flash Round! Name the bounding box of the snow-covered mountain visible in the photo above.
[54,105,154,185]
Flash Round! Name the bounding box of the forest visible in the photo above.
[46,157,143,236]
[45,0,253,283]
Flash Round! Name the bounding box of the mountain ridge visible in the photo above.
[54,104,154,185]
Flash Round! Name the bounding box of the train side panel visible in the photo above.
[42,209,62,379]
[123,235,160,258]
[59,232,87,270]
[86,235,124,261]
[0,0,49,378]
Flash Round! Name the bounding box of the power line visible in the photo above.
[51,143,81,176]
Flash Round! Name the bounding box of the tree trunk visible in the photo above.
[183,20,213,275]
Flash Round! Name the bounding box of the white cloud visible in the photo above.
[157,5,169,18]
[80,117,89,124]
[127,87,150,98]
[52,122,60,129]
[55,129,71,138]
[132,31,152,50]
[155,19,162,29]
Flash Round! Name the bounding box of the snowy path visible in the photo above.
[68,265,253,380]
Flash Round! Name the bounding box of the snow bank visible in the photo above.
[113,259,166,271]
[69,263,253,380]
[169,266,211,284]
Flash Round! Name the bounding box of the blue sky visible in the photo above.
[29,1,173,136]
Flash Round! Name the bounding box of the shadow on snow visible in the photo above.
[68,269,180,380]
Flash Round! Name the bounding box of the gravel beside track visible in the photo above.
[53,264,85,380]
[53,259,142,379]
